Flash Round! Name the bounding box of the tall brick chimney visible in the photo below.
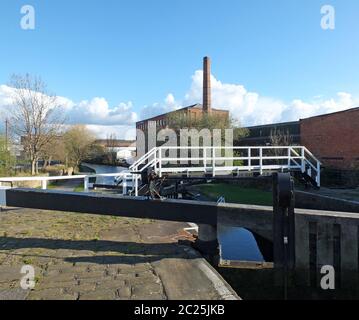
[203,56,211,113]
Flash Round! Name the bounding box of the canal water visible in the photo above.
[218,226,272,262]
[75,164,356,299]
[81,162,273,264]
[81,163,127,185]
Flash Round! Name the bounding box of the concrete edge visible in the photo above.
[296,190,359,205]
[182,246,241,300]
[184,222,240,300]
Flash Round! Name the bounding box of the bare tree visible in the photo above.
[8,74,65,175]
[269,128,293,163]
[106,133,118,165]
[167,112,248,163]
[63,125,96,170]
[167,112,248,141]
[270,128,292,147]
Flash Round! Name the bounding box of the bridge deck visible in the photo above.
[129,145,321,194]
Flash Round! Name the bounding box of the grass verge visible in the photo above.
[195,183,272,206]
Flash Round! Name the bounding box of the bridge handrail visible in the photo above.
[133,146,321,160]
[1,145,321,196]
[153,146,307,150]
[131,145,321,188]
[302,146,322,165]
[217,196,226,204]
[152,146,321,168]
[289,146,320,171]
[130,147,157,170]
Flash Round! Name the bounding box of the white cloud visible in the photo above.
[0,85,14,107]
[154,70,359,127]
[0,85,138,138]
[139,93,181,120]
[65,98,137,126]
[1,70,358,139]
[0,85,18,122]
[86,125,137,140]
[280,92,358,124]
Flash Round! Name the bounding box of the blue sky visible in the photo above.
[0,0,358,138]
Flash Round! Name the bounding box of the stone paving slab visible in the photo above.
[0,207,238,300]
[0,288,29,300]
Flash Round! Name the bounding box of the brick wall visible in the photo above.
[300,108,359,169]
[136,106,229,153]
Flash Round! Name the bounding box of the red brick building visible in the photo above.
[238,107,359,171]
[136,57,229,153]
[300,107,359,170]
[136,103,229,133]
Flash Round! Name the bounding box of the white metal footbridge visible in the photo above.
[0,146,321,196]
[129,146,321,195]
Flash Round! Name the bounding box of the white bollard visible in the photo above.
[122,179,127,195]
[84,177,89,192]
[41,180,47,190]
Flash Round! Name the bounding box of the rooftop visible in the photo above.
[299,106,359,121]
[95,139,136,148]
[136,103,229,124]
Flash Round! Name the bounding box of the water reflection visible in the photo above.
[218,226,273,262]
[81,163,126,185]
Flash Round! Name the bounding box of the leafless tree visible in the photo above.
[167,112,248,144]
[167,111,248,162]
[269,128,293,163]
[270,128,292,147]
[8,74,65,175]
[106,133,118,165]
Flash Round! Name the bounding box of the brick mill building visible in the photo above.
[136,57,229,153]
[239,107,359,171]
[136,56,358,174]
[300,107,359,170]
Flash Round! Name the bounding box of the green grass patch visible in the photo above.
[47,181,62,189]
[196,183,272,206]
[74,185,84,192]
[46,181,84,192]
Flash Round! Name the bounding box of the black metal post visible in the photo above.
[273,172,295,298]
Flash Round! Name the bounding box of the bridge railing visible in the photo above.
[0,146,321,197]
[131,145,321,187]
